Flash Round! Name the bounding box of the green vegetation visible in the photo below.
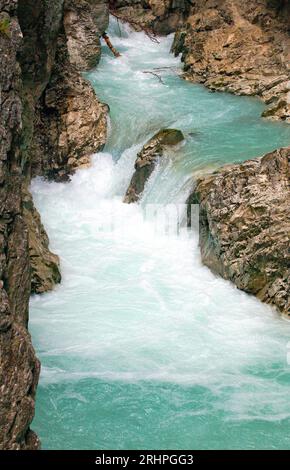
[0,17,10,37]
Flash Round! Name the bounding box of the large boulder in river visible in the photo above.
[187,147,290,315]
[124,129,184,204]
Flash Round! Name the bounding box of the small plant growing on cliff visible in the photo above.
[0,17,10,37]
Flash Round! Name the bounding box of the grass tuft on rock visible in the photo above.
[0,17,10,37]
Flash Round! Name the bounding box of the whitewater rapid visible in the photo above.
[30,19,290,449]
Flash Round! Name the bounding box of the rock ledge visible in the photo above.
[188,146,290,315]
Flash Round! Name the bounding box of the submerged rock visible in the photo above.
[124,129,184,203]
[187,147,290,315]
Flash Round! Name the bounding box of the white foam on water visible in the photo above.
[30,18,290,445]
[30,149,290,416]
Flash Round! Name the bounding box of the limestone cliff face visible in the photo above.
[187,147,290,315]
[113,1,290,121]
[112,0,190,34]
[171,0,290,122]
[0,0,109,449]
[65,0,109,71]
[19,0,109,181]
[22,189,61,295]
[0,0,40,450]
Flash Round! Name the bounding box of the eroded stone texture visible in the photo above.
[65,0,109,70]
[112,0,190,34]
[188,147,290,315]
[172,0,290,122]
[113,1,290,120]
[124,129,184,203]
[18,0,109,181]
[0,0,109,449]
[0,0,40,450]
[22,188,61,295]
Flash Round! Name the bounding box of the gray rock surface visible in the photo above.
[0,0,109,449]
[172,0,290,122]
[124,129,184,203]
[0,0,40,450]
[112,0,190,34]
[23,189,61,295]
[187,147,290,315]
[19,0,109,182]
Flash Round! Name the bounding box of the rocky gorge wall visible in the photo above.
[113,0,290,121]
[0,0,40,449]
[18,0,109,182]
[111,0,191,34]
[0,0,289,451]
[113,0,289,313]
[171,0,290,122]
[187,147,290,316]
[171,1,290,314]
[0,0,109,450]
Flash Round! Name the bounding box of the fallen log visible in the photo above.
[102,32,121,58]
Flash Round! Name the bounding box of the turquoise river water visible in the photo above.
[30,19,290,449]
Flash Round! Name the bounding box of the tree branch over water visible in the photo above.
[143,71,165,85]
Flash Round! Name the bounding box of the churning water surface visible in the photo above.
[30,19,290,449]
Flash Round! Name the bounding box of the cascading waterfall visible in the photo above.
[30,18,290,450]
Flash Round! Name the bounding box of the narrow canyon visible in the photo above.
[0,0,289,450]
